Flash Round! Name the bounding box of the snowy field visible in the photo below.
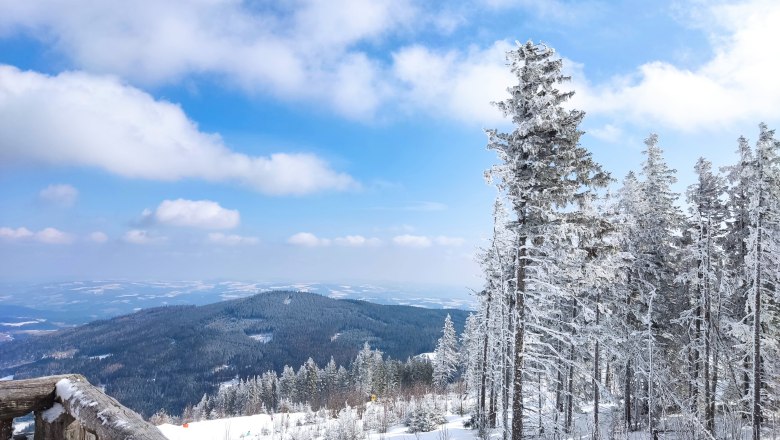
[157,402,776,440]
[159,410,473,440]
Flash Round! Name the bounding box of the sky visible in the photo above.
[1,0,780,291]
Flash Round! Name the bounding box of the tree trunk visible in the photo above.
[511,234,527,440]
[625,361,632,430]
[752,180,763,440]
[565,338,575,434]
[693,304,701,413]
[502,294,515,440]
[480,290,492,427]
[594,290,601,440]
[489,377,497,428]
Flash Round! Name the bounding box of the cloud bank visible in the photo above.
[0,226,74,244]
[0,66,357,195]
[153,199,240,230]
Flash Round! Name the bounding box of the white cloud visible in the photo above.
[153,199,239,230]
[0,0,416,119]
[0,0,520,124]
[434,236,465,246]
[0,66,357,195]
[393,234,432,248]
[0,227,34,240]
[39,183,78,207]
[123,229,164,245]
[392,234,465,248]
[288,232,331,247]
[88,231,108,243]
[35,227,74,244]
[333,235,382,247]
[207,232,258,246]
[288,232,381,247]
[587,124,623,143]
[570,0,780,130]
[392,41,514,124]
[0,226,73,244]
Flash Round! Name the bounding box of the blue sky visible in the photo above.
[1,0,779,290]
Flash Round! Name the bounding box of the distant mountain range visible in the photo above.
[0,291,469,417]
[0,280,474,341]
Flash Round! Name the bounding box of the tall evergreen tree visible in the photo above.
[680,157,727,434]
[485,40,609,440]
[745,124,780,440]
[433,314,459,389]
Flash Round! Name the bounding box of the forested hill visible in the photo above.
[0,291,468,416]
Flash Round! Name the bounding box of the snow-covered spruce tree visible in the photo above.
[567,195,626,439]
[485,40,610,440]
[461,312,480,396]
[679,157,727,434]
[352,342,386,397]
[620,135,684,432]
[471,198,516,436]
[721,135,754,420]
[744,124,780,440]
[433,314,459,390]
[614,171,646,431]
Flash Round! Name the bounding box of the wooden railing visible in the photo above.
[0,374,167,440]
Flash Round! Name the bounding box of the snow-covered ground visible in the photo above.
[157,403,777,440]
[159,409,472,440]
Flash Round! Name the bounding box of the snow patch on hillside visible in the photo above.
[248,333,273,343]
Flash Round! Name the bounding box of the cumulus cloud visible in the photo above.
[392,234,465,248]
[587,123,623,143]
[392,234,432,248]
[8,0,775,131]
[288,232,381,247]
[123,229,165,245]
[288,232,331,247]
[88,231,108,243]
[0,0,416,119]
[39,184,78,207]
[570,0,780,130]
[333,235,382,247]
[0,226,73,244]
[0,0,518,124]
[0,67,357,195]
[153,199,239,230]
[36,227,74,244]
[207,232,258,246]
[392,41,514,124]
[434,236,465,246]
[0,227,34,240]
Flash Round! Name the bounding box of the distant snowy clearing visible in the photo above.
[159,410,472,440]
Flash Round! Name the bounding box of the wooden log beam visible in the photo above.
[1,375,166,440]
[54,375,167,440]
[0,375,75,420]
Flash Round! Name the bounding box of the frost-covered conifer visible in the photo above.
[485,40,609,440]
[744,124,780,439]
[679,157,727,434]
[433,314,459,389]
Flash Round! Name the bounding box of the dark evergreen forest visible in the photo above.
[0,291,467,416]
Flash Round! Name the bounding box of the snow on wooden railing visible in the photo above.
[0,374,166,440]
